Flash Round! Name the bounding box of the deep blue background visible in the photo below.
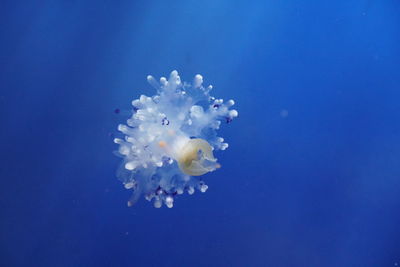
[1,1,400,266]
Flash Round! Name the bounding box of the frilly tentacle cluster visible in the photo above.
[114,70,238,208]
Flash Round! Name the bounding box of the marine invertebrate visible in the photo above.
[114,71,238,208]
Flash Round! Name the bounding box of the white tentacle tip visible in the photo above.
[229,110,238,118]
[194,74,203,88]
[227,99,235,106]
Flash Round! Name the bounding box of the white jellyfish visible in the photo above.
[114,70,238,208]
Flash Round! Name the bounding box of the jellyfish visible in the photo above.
[113,70,238,208]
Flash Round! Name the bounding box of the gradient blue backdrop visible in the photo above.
[1,1,399,266]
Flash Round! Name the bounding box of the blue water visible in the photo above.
[1,1,399,266]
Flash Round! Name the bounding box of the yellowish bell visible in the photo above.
[178,138,218,176]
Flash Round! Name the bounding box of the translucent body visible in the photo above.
[114,71,238,208]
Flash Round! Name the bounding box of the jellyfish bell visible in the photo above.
[157,136,219,176]
[177,138,219,176]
